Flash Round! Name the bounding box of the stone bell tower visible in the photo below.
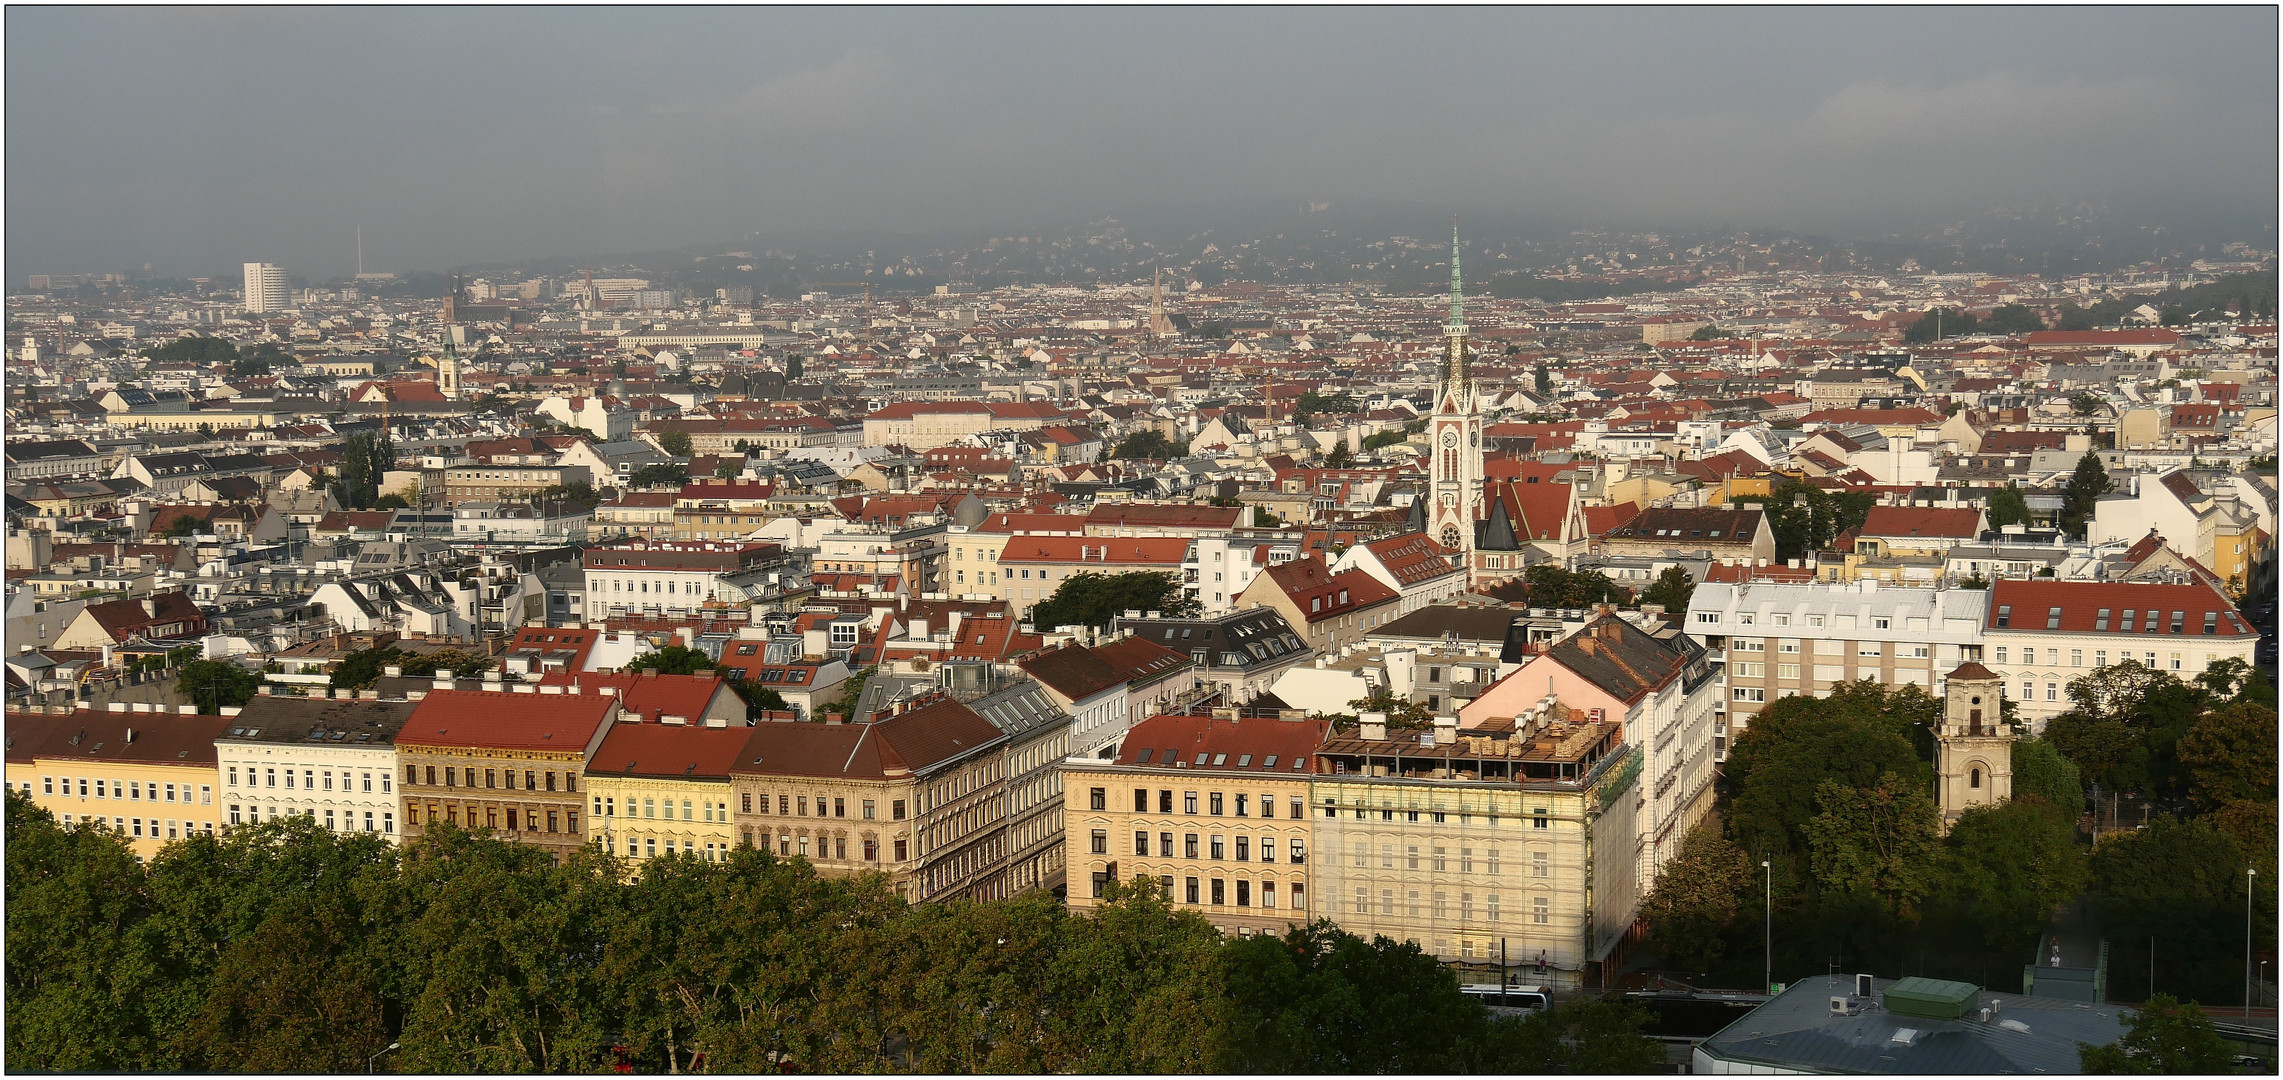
[1936,662,2014,832]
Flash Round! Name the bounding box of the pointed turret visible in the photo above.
[1445,220,1468,404]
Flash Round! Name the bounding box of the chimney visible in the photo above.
[383,664,403,678]
[1360,712,1387,741]
[826,712,844,725]
[141,598,157,618]
[220,706,242,717]
[178,704,198,715]
[660,714,688,726]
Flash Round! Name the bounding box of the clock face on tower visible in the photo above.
[1442,431,1458,449]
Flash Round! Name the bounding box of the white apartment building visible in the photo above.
[1192,533,1304,612]
[1982,578,2260,731]
[242,262,289,313]
[1685,580,1990,760]
[216,695,413,840]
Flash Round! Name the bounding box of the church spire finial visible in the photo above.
[1449,217,1464,329]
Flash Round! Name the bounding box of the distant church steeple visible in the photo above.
[1427,219,1484,578]
[1147,266,1177,340]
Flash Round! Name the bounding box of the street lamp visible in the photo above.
[1763,860,1773,996]
[2248,867,2258,1018]
[368,1042,399,1074]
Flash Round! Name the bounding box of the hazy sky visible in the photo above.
[8,6,2275,279]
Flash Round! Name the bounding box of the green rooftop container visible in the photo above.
[1883,976,1980,1019]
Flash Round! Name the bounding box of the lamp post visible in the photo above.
[368,1042,399,1074]
[1763,860,1773,995]
[2248,867,2258,1018]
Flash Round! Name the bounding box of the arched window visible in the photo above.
[1970,768,1982,789]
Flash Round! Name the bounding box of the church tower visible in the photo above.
[1935,662,2014,832]
[1146,266,1177,340]
[437,336,463,399]
[1428,222,1484,574]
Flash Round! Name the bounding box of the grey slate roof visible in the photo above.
[1697,974,2129,1075]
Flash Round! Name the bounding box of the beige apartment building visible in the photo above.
[731,695,1012,902]
[1064,711,1327,936]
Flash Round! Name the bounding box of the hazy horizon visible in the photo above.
[8,6,2276,280]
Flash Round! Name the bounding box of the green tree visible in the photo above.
[785,354,804,381]
[1534,364,1552,394]
[176,660,261,714]
[1112,429,1185,460]
[1725,682,1933,886]
[143,335,241,367]
[1982,305,2046,335]
[2010,737,2084,810]
[2079,995,2237,1074]
[1987,482,2032,529]
[1689,323,1725,341]
[1324,442,1352,468]
[1343,688,1437,729]
[2157,304,2189,327]
[1293,390,1359,422]
[627,462,690,489]
[1030,571,1198,629]
[1942,798,2088,949]
[2059,451,2113,538]
[656,430,694,457]
[2176,701,2277,813]
[1252,506,1279,528]
[1801,772,1942,916]
[714,458,743,480]
[1487,996,1666,1074]
[160,513,212,538]
[1640,821,1753,973]
[1218,920,1490,1073]
[2091,816,2266,1004]
[1640,566,1695,612]
[624,645,719,675]
[534,481,601,509]
[1904,307,1977,343]
[1520,563,1625,608]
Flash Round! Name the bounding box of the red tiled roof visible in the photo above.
[1089,635,1194,686]
[996,536,1191,566]
[401,689,618,752]
[1360,532,1463,587]
[1260,556,1399,624]
[1985,579,2252,637]
[1083,503,1244,530]
[589,721,754,781]
[1018,642,1129,701]
[1113,713,1328,774]
[1860,506,1982,540]
[1582,503,1641,538]
[535,671,729,722]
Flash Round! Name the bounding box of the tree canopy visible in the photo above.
[2059,451,2113,538]
[2080,995,2237,1074]
[1987,482,2032,529]
[627,462,689,490]
[1029,571,1198,630]
[1111,429,1187,461]
[655,430,694,458]
[2,795,1659,1074]
[176,660,261,714]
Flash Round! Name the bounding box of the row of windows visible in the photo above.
[742,829,905,862]
[229,804,393,833]
[1351,887,1548,924]
[1092,787,1304,818]
[1095,871,1307,912]
[409,804,575,834]
[741,791,904,820]
[620,836,737,861]
[227,766,389,794]
[1090,829,1309,863]
[1323,805,1549,828]
[59,813,212,841]
[596,796,731,822]
[1348,843,1536,875]
[1994,647,2200,670]
[405,765,573,792]
[598,578,706,595]
[42,776,213,804]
